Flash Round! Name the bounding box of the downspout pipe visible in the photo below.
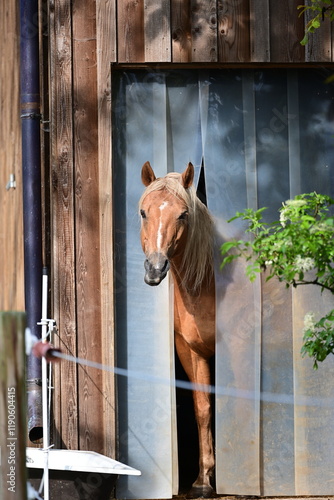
[20,0,43,442]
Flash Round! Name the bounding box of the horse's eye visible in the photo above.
[178,211,188,220]
[140,209,146,219]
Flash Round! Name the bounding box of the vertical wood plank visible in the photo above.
[0,313,27,500]
[144,0,171,61]
[0,2,24,312]
[97,0,117,63]
[218,0,251,62]
[72,0,103,454]
[172,0,217,62]
[96,0,117,459]
[191,0,218,62]
[171,0,192,62]
[269,0,304,62]
[304,9,332,61]
[40,0,51,270]
[50,0,79,451]
[249,0,270,61]
[117,0,145,62]
[332,19,334,62]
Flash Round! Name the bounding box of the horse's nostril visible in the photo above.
[161,259,170,274]
[145,254,169,274]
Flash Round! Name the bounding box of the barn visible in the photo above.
[1,1,334,499]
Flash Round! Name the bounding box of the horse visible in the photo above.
[139,161,216,498]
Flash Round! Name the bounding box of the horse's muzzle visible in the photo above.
[144,253,170,286]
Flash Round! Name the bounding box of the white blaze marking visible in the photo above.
[157,201,168,249]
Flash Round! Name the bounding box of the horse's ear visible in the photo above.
[181,162,194,189]
[141,161,156,186]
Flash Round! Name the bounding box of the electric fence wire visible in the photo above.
[49,349,334,409]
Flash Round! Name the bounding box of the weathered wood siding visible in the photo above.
[49,0,114,457]
[114,0,333,63]
[1,0,333,472]
[49,0,334,463]
[0,2,24,312]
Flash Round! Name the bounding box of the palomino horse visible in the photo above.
[139,161,216,497]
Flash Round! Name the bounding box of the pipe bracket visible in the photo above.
[20,112,42,120]
[6,173,16,190]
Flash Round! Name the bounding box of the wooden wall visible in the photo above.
[49,0,115,457]
[1,0,333,467]
[113,0,333,63]
[48,0,334,462]
[0,2,24,312]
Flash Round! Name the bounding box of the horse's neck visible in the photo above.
[171,258,216,356]
[170,258,213,299]
[170,255,189,291]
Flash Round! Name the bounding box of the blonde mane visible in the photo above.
[139,172,214,292]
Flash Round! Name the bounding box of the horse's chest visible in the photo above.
[173,289,215,355]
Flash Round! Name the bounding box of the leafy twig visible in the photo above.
[221,192,334,368]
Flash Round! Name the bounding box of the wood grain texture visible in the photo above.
[2,1,334,491]
[304,7,332,62]
[115,0,334,63]
[50,0,79,451]
[144,0,171,61]
[171,0,192,62]
[0,313,27,500]
[72,0,104,454]
[191,0,218,62]
[172,0,217,62]
[96,0,116,458]
[117,0,145,62]
[218,0,251,62]
[40,0,52,269]
[269,0,305,62]
[0,2,24,311]
[249,0,270,62]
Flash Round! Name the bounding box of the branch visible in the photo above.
[292,278,334,293]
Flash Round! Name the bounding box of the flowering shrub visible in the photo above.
[221,192,334,369]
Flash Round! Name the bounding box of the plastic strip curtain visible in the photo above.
[202,68,334,496]
[113,68,334,498]
[113,70,204,499]
[254,70,295,495]
[113,73,175,499]
[202,70,262,495]
[289,70,334,495]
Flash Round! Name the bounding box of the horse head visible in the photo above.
[139,161,194,286]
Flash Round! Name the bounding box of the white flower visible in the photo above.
[279,199,307,226]
[303,312,316,333]
[279,207,288,227]
[294,255,315,273]
[265,260,273,266]
[285,199,307,208]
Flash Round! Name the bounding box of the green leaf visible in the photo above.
[311,18,321,28]
[221,241,240,254]
[300,33,309,45]
[220,254,240,269]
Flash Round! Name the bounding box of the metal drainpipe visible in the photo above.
[20,0,43,442]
